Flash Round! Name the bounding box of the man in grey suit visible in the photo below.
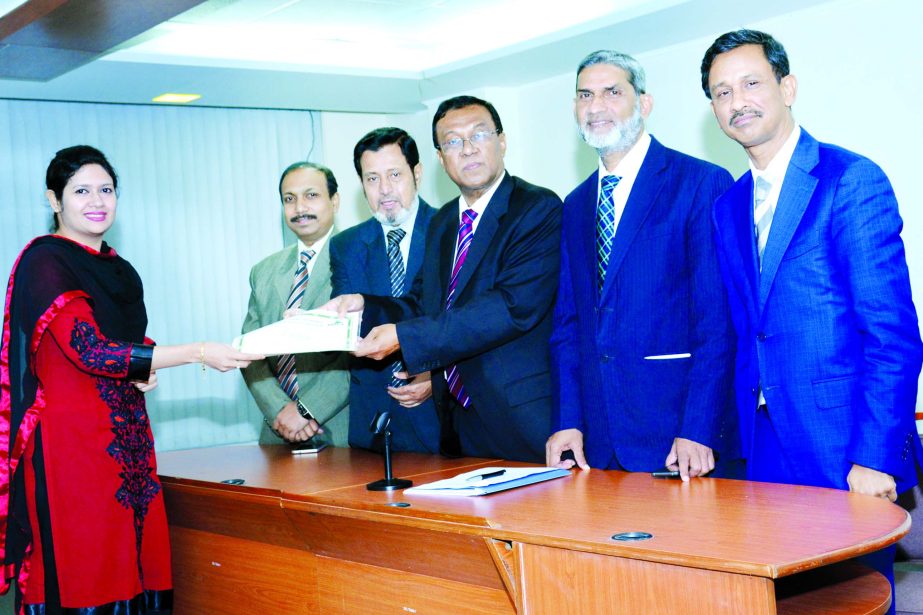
[241,162,349,445]
[330,127,440,453]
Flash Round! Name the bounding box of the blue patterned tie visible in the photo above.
[386,229,409,388]
[596,174,622,292]
[276,249,315,399]
[444,209,478,408]
[753,176,773,269]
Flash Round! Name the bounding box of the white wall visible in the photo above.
[323,0,923,420]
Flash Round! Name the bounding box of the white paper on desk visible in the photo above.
[404,466,570,497]
[232,309,361,355]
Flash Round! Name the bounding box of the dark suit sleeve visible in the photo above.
[834,159,923,481]
[396,191,562,375]
[677,167,736,449]
[550,222,584,432]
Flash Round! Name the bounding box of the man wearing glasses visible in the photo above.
[546,50,739,480]
[327,95,562,462]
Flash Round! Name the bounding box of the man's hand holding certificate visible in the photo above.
[233,308,361,355]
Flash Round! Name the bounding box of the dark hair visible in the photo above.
[700,29,790,99]
[278,161,338,199]
[46,145,118,231]
[431,95,503,148]
[353,127,420,176]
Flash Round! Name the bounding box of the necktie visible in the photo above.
[754,176,773,269]
[596,174,622,292]
[386,229,409,388]
[276,249,315,399]
[444,209,478,408]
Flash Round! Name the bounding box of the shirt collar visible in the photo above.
[461,172,505,220]
[599,131,651,181]
[298,225,333,256]
[750,125,801,185]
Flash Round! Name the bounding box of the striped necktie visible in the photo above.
[276,249,315,399]
[754,176,773,269]
[386,228,409,388]
[596,174,622,292]
[444,209,478,408]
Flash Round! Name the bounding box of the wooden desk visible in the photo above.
[157,445,907,614]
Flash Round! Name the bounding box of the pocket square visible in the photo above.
[643,353,692,360]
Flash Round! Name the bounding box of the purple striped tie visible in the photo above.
[444,209,478,407]
[276,249,315,399]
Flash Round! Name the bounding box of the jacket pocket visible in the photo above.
[505,372,552,407]
[812,374,857,409]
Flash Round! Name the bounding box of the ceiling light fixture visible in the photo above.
[152,93,202,104]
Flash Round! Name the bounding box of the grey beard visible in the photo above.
[581,112,644,155]
[374,205,413,227]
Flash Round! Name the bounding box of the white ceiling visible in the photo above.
[108,0,661,76]
[0,0,833,113]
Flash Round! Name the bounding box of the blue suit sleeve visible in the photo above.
[677,167,736,449]
[550,227,584,432]
[834,159,923,483]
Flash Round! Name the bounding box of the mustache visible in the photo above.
[730,107,763,123]
[289,213,317,223]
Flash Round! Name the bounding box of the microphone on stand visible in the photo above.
[366,410,412,491]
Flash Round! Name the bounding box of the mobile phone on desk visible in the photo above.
[290,441,329,455]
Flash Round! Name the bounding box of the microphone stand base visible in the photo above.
[366,478,413,491]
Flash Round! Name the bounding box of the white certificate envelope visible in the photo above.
[232,309,361,355]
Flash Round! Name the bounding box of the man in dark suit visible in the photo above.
[702,29,922,605]
[329,127,440,453]
[327,96,562,462]
[546,50,738,480]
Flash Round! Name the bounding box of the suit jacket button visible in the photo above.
[756,332,767,341]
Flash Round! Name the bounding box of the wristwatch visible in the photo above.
[295,399,316,422]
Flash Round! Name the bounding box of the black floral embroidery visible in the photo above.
[98,378,159,585]
[69,319,130,374]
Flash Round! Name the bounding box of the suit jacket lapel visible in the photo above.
[715,176,760,320]
[452,173,512,301]
[273,245,298,309]
[601,138,666,297]
[758,133,819,308]
[439,200,459,304]
[361,223,391,296]
[405,200,431,283]
[570,172,602,305]
[301,239,331,309]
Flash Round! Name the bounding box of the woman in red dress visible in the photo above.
[0,145,261,613]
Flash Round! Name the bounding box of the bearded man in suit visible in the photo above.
[329,127,440,453]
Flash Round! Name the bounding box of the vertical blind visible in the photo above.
[0,99,319,451]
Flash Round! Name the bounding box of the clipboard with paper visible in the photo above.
[404,467,570,497]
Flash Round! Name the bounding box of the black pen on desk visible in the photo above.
[466,469,506,482]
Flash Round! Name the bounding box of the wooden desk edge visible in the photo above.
[278,496,910,579]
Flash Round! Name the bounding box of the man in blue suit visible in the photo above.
[329,127,440,453]
[702,29,923,605]
[327,96,562,463]
[546,50,739,480]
